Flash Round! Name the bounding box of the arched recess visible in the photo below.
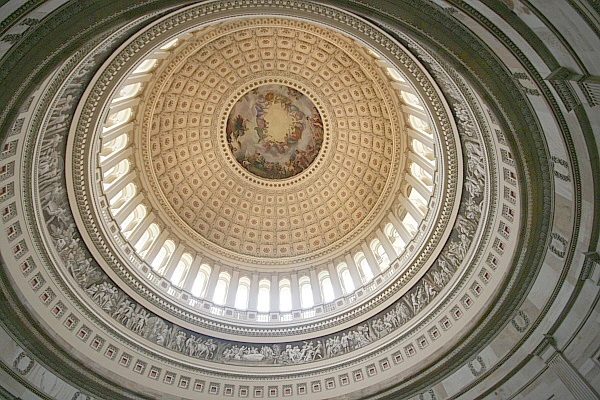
[190,264,211,298]
[299,275,314,309]
[170,252,192,287]
[279,278,292,312]
[212,272,230,306]
[151,239,175,273]
[337,262,354,294]
[319,271,334,303]
[234,276,251,310]
[257,278,270,313]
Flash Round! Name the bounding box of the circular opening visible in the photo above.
[226,84,324,179]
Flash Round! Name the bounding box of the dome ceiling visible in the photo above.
[140,19,404,260]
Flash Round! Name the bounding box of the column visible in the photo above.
[400,195,423,223]
[402,104,428,121]
[182,254,203,292]
[108,97,140,114]
[151,50,170,59]
[388,211,412,244]
[269,274,279,311]
[225,268,240,307]
[290,273,301,310]
[127,213,156,247]
[309,267,323,305]
[535,335,599,400]
[202,263,222,302]
[345,253,364,288]
[581,252,600,283]
[104,170,137,200]
[144,229,170,265]
[326,261,343,298]
[405,173,432,200]
[123,73,153,85]
[162,243,186,280]
[376,228,398,262]
[101,122,134,141]
[247,272,259,311]
[409,151,435,177]
[113,193,144,225]
[360,241,381,276]
[390,80,413,92]
[100,147,133,172]
[407,127,434,148]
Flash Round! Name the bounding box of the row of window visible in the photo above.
[114,224,403,312]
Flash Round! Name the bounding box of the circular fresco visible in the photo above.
[226,84,324,179]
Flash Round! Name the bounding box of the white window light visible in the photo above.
[257,279,270,312]
[191,264,211,298]
[279,279,292,312]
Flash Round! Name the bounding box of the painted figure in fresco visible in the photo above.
[226,84,323,179]
[432,270,445,288]
[255,116,267,140]
[423,280,438,302]
[233,115,248,141]
[288,122,303,142]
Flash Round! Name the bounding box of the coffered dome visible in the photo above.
[138,18,408,261]
[87,16,451,273]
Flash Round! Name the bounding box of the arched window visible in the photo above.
[385,223,405,253]
[134,222,159,256]
[257,278,270,313]
[191,264,211,297]
[170,252,192,288]
[386,67,405,82]
[401,90,423,109]
[160,38,179,50]
[371,239,390,270]
[402,209,419,235]
[234,276,251,310]
[318,271,334,303]
[279,279,292,312]
[133,59,157,74]
[109,182,136,213]
[299,276,314,309]
[102,159,130,188]
[212,272,230,305]
[408,187,428,214]
[412,139,435,162]
[99,134,128,163]
[120,204,147,238]
[337,262,354,294]
[103,108,132,132]
[113,83,142,103]
[151,239,175,273]
[355,252,374,283]
[408,115,430,133]
[410,162,434,187]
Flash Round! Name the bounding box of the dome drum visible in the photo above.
[66,11,463,335]
[58,1,501,373]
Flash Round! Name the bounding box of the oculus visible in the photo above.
[226,84,324,179]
